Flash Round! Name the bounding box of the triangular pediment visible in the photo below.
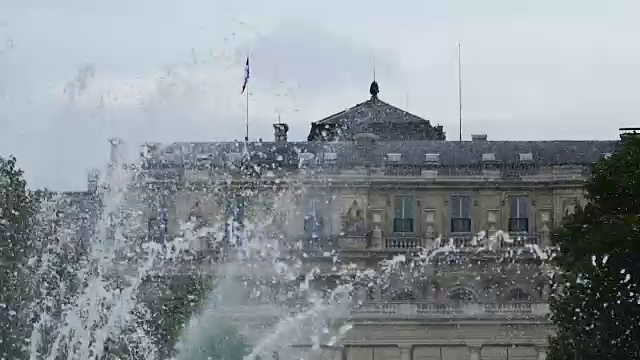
[316,97,429,127]
[308,84,446,141]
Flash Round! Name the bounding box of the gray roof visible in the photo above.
[153,140,620,168]
[307,83,446,141]
[315,97,429,126]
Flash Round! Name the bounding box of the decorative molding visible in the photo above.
[486,210,498,224]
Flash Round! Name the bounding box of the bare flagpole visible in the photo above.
[245,78,249,142]
[244,53,250,142]
[457,42,463,142]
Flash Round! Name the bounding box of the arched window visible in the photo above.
[448,288,476,303]
[506,288,532,301]
[391,289,416,301]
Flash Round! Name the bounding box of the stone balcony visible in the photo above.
[383,236,423,250]
[214,301,549,320]
[286,233,547,260]
[351,301,549,320]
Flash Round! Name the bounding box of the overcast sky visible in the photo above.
[1,0,639,190]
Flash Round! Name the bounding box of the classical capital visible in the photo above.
[466,344,482,353]
[535,344,548,352]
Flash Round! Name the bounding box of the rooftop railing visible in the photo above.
[351,301,549,320]
[212,301,550,321]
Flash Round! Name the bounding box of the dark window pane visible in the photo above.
[508,218,529,233]
[450,218,471,233]
[393,218,414,233]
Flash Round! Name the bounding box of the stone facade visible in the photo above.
[137,83,619,359]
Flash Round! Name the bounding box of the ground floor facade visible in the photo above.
[287,321,551,360]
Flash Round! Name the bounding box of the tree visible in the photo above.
[548,135,640,360]
[142,273,214,358]
[0,156,40,359]
[140,273,250,359]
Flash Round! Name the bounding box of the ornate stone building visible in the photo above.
[139,82,619,360]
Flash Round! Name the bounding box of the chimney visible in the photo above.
[273,123,289,143]
[471,134,488,141]
[87,169,100,193]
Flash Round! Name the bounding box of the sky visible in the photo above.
[1,0,639,190]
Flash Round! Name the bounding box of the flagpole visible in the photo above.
[245,79,249,142]
[457,42,463,143]
[241,54,250,142]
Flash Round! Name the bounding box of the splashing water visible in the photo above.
[172,189,357,360]
[27,140,220,360]
[25,137,555,360]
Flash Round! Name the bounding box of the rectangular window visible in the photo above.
[393,196,415,233]
[509,196,529,233]
[304,198,323,236]
[450,195,472,233]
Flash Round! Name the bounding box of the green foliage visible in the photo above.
[159,275,213,346]
[144,274,251,360]
[0,155,40,360]
[548,136,640,360]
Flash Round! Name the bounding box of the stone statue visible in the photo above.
[342,199,365,236]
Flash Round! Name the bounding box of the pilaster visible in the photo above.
[398,344,412,360]
[536,345,548,360]
[467,345,481,360]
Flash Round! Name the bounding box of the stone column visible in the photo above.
[468,345,481,360]
[536,346,547,360]
[398,345,412,360]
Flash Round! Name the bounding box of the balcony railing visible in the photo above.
[213,301,550,321]
[383,236,423,249]
[351,301,549,319]
[501,233,540,247]
[435,232,541,249]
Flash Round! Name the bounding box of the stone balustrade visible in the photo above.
[211,301,550,322]
[351,301,550,320]
[383,237,423,249]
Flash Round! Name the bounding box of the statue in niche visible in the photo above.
[341,199,366,236]
[188,200,206,229]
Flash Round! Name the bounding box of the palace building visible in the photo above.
[137,82,620,360]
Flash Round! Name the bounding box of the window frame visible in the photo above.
[449,194,472,234]
[508,195,530,233]
[393,195,416,233]
[303,197,324,236]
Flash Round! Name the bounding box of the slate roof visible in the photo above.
[307,81,446,141]
[316,97,428,126]
[154,140,620,168]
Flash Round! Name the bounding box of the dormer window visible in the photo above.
[482,153,496,162]
[424,153,440,163]
[387,153,402,162]
[227,152,243,163]
[518,152,534,162]
[298,153,315,161]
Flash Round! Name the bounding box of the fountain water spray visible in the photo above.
[26,137,556,360]
[27,139,222,360]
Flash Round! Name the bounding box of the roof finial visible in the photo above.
[369,58,379,99]
[369,80,379,99]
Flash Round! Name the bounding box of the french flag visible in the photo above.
[241,57,250,94]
